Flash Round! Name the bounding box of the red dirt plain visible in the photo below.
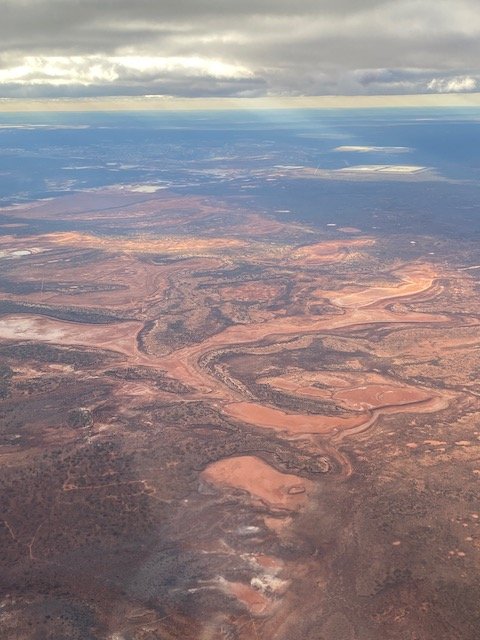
[1,188,480,640]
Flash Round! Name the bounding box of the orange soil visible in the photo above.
[7,253,224,310]
[327,264,437,308]
[223,386,449,440]
[293,238,375,263]
[220,579,272,615]
[334,384,431,410]
[224,402,365,435]
[260,370,432,411]
[333,394,451,444]
[0,260,451,437]
[43,231,247,255]
[201,456,313,510]
[160,304,449,394]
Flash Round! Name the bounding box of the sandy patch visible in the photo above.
[293,238,374,264]
[333,384,432,410]
[327,264,437,308]
[338,227,362,234]
[337,165,426,174]
[223,402,364,436]
[0,314,142,359]
[201,455,313,510]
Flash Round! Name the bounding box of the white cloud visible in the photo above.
[0,54,253,87]
[427,75,477,93]
[113,56,253,79]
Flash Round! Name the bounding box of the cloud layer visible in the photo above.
[1,0,479,98]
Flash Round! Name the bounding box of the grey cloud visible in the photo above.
[0,0,479,97]
[0,77,267,99]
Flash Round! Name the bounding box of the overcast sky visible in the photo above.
[1,0,479,99]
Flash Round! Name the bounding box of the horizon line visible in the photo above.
[1,93,480,112]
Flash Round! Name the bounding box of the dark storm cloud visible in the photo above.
[1,0,479,97]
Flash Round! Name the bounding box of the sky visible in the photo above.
[1,0,480,100]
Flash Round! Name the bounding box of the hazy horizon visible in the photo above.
[1,92,480,112]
